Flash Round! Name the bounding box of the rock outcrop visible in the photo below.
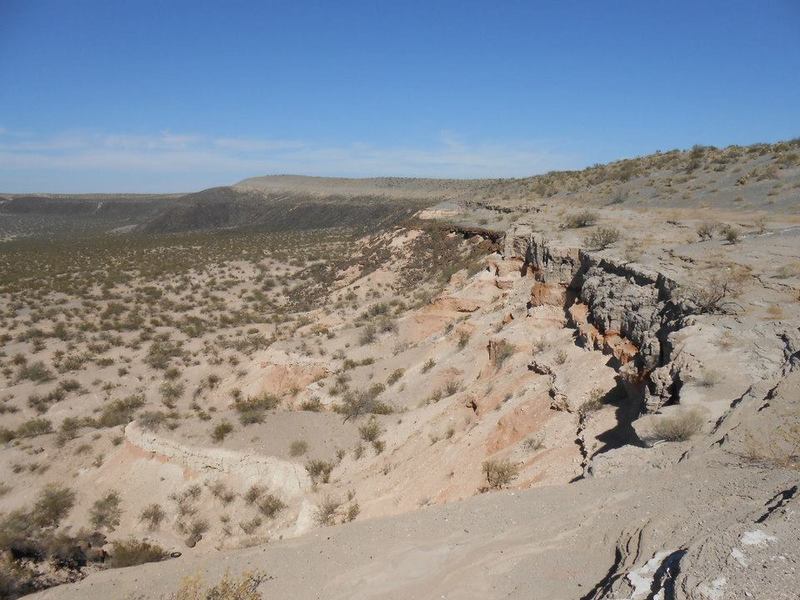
[504,225,695,412]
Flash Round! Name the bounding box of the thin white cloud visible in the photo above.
[0,128,581,192]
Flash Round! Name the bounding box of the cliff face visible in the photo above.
[504,225,695,413]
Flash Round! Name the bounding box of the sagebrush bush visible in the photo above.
[305,459,334,485]
[387,368,405,385]
[563,210,598,229]
[108,538,167,568]
[32,484,75,528]
[358,417,382,443]
[697,222,715,241]
[482,459,519,489]
[300,397,323,412]
[15,417,53,439]
[289,440,308,456]
[234,393,279,424]
[139,410,169,432]
[90,490,122,531]
[168,570,267,600]
[652,409,704,441]
[16,361,54,383]
[98,395,145,428]
[211,420,233,442]
[140,503,166,531]
[720,224,740,244]
[256,494,286,519]
[336,389,393,421]
[314,496,341,526]
[160,381,185,408]
[584,226,620,250]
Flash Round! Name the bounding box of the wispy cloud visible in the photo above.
[0,128,580,192]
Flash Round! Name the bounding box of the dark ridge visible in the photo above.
[139,186,431,234]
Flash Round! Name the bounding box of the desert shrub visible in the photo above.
[563,210,598,229]
[696,222,715,241]
[358,324,377,345]
[185,519,209,547]
[26,390,61,416]
[140,503,166,531]
[578,388,605,416]
[138,410,169,432]
[169,486,202,522]
[98,395,145,428]
[345,502,360,522]
[421,358,436,373]
[145,338,184,369]
[90,491,122,531]
[234,393,279,424]
[0,427,15,444]
[457,331,471,350]
[442,381,460,396]
[300,397,323,412]
[289,440,308,456]
[305,459,334,485]
[32,485,75,528]
[584,226,620,250]
[207,481,236,505]
[256,494,286,519]
[482,459,519,489]
[692,273,743,313]
[57,417,89,446]
[720,224,740,244]
[609,188,628,204]
[652,409,704,442]
[164,366,181,380]
[244,485,266,505]
[160,381,185,408]
[358,417,382,444]
[239,517,262,535]
[522,432,545,452]
[387,368,405,385]
[107,538,167,568]
[375,316,397,334]
[16,417,53,438]
[314,496,341,526]
[168,569,267,600]
[59,378,82,392]
[335,389,393,421]
[0,509,36,551]
[0,554,30,598]
[211,420,234,442]
[16,361,54,383]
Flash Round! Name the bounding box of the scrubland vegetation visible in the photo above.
[1,139,799,598]
[0,209,489,598]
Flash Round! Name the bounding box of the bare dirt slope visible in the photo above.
[30,456,799,600]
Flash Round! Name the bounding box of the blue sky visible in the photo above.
[1,1,798,192]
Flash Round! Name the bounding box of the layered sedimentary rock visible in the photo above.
[504,225,694,412]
